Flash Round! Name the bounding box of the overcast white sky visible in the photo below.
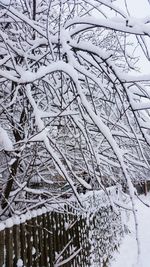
[119,0,150,18]
[115,0,150,74]
[129,0,150,17]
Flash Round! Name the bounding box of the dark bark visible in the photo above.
[1,157,19,209]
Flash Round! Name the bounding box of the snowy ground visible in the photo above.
[111,193,150,267]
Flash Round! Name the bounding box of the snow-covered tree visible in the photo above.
[0,0,150,216]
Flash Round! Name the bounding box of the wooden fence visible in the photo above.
[0,188,123,267]
[0,206,90,267]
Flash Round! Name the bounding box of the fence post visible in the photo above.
[13,217,20,266]
[5,218,13,267]
[47,211,53,267]
[20,215,27,267]
[52,211,58,263]
[0,224,5,267]
[64,207,70,266]
[37,210,44,267]
[42,209,48,267]
[31,214,39,267]
[26,217,33,267]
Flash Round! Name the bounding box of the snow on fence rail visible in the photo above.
[0,189,123,267]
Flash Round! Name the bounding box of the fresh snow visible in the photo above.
[0,126,13,151]
[17,259,23,267]
[65,16,150,36]
[111,193,150,267]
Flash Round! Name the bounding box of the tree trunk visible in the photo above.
[1,158,19,209]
